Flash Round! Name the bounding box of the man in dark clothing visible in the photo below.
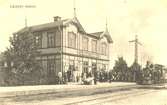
[63,71,68,84]
[109,70,113,83]
[67,70,71,82]
[93,67,97,85]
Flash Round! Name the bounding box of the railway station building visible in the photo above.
[14,16,113,84]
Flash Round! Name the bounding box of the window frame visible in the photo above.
[82,36,89,51]
[47,58,56,77]
[83,61,89,74]
[34,32,42,49]
[68,32,76,48]
[55,30,61,47]
[92,39,97,52]
[101,42,107,55]
[47,32,55,48]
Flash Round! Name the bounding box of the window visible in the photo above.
[37,59,42,67]
[47,32,55,48]
[92,62,97,71]
[83,61,88,76]
[101,43,107,55]
[92,40,97,52]
[47,58,56,82]
[47,59,55,73]
[82,37,88,50]
[55,30,61,46]
[68,32,76,48]
[34,33,42,48]
[102,64,106,70]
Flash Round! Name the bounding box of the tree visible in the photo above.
[113,57,128,81]
[129,62,141,82]
[3,32,42,85]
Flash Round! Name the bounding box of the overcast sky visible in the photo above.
[0,0,167,68]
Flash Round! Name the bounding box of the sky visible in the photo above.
[0,0,167,68]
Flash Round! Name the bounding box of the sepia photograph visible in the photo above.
[0,0,167,105]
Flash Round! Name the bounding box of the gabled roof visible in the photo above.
[15,16,113,43]
[66,17,86,33]
[90,31,103,37]
[101,29,113,43]
[16,17,86,34]
[89,31,113,43]
[16,19,69,34]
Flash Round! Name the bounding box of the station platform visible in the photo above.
[0,82,137,98]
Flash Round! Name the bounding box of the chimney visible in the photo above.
[54,16,61,22]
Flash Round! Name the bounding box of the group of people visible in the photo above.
[56,61,166,85]
[57,67,82,84]
[57,67,113,85]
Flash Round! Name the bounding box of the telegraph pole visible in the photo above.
[73,0,76,18]
[129,35,142,82]
[129,35,142,64]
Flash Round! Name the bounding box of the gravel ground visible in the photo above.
[0,82,166,105]
[1,88,167,105]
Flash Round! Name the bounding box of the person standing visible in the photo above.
[63,71,68,84]
[58,71,62,84]
[93,67,97,85]
[67,66,72,82]
[73,67,77,82]
[82,72,87,83]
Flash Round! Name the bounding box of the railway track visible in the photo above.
[0,84,137,101]
[0,84,164,105]
[64,89,158,105]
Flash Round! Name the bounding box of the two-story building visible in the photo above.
[15,16,113,84]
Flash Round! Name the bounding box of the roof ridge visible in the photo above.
[30,18,70,28]
[90,31,103,34]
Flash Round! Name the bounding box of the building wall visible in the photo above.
[61,23,110,78]
[62,23,109,59]
[31,23,110,83]
[39,55,61,84]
